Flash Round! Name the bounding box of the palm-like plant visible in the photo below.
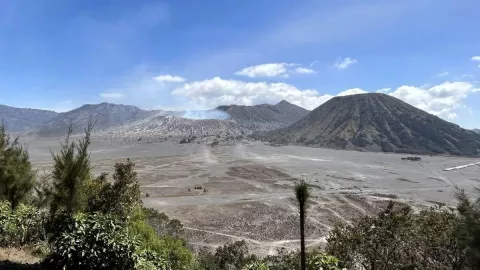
[294,180,310,270]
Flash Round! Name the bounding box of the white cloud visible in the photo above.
[334,57,357,69]
[294,67,316,74]
[437,72,449,77]
[172,77,479,122]
[235,63,318,78]
[172,77,333,110]
[376,88,392,93]
[472,56,480,67]
[337,88,368,96]
[152,74,186,83]
[100,92,125,99]
[234,63,294,78]
[389,81,478,120]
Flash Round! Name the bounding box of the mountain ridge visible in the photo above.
[0,104,58,132]
[215,100,309,131]
[36,103,158,137]
[255,93,480,156]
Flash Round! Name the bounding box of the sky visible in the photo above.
[0,0,479,128]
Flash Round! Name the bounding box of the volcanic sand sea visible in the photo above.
[25,138,480,255]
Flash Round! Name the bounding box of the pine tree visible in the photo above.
[49,121,94,215]
[0,123,35,210]
[456,189,480,268]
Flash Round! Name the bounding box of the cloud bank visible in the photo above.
[171,77,479,121]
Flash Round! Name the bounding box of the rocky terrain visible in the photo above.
[217,100,309,131]
[255,93,480,156]
[26,139,480,255]
[98,114,249,142]
[0,104,57,132]
[36,103,158,137]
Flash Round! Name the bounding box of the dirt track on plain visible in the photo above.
[26,138,480,256]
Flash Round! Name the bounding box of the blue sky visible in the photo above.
[0,0,479,128]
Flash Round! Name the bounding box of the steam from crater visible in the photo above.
[181,109,231,120]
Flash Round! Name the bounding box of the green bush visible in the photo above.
[262,249,344,270]
[44,212,168,270]
[243,261,270,270]
[85,159,142,220]
[326,202,467,270]
[306,251,346,270]
[128,217,196,270]
[134,249,171,270]
[0,201,47,247]
[142,207,184,238]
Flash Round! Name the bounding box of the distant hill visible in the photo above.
[474,129,480,134]
[104,114,248,138]
[256,93,480,156]
[217,100,309,131]
[0,105,58,132]
[36,103,157,137]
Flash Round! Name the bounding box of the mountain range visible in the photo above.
[0,100,308,138]
[1,95,479,156]
[255,93,480,156]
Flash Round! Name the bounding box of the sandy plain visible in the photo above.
[24,138,480,256]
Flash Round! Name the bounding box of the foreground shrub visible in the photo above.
[243,261,270,270]
[262,249,344,270]
[43,212,168,270]
[306,251,345,270]
[326,202,467,270]
[128,217,196,270]
[142,207,184,238]
[0,201,47,247]
[85,159,142,220]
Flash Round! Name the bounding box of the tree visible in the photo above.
[49,122,93,215]
[0,123,35,210]
[294,180,310,270]
[326,202,467,270]
[86,159,141,219]
[456,189,480,269]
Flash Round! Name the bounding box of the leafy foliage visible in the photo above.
[306,251,346,270]
[0,201,47,247]
[128,216,196,270]
[243,261,270,270]
[44,212,137,269]
[48,122,93,215]
[43,212,169,270]
[142,207,184,238]
[326,201,467,270]
[134,249,171,270]
[261,249,345,270]
[85,159,141,219]
[198,240,256,270]
[0,123,35,210]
